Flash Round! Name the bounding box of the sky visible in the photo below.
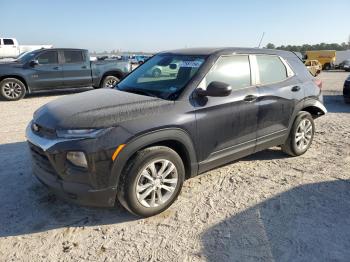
[1,0,349,53]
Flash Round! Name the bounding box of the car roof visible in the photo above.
[160,47,297,58]
[37,48,88,52]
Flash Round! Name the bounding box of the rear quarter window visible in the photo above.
[256,55,288,84]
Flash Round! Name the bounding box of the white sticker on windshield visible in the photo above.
[180,61,203,68]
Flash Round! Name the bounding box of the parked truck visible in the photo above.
[0,48,131,101]
[304,50,336,70]
[0,38,53,59]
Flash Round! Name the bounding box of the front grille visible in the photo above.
[32,123,56,138]
[28,142,57,176]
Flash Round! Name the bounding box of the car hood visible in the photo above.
[0,61,23,71]
[33,89,174,130]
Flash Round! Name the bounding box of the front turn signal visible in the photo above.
[112,144,126,161]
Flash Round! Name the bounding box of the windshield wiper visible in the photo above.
[122,88,158,98]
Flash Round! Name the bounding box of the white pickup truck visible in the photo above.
[0,38,52,59]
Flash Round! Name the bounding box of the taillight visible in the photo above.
[313,79,322,89]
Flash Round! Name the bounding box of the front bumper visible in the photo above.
[26,124,117,207]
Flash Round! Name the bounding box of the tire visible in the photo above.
[0,78,26,101]
[117,146,185,217]
[152,68,161,78]
[100,75,120,89]
[282,111,315,157]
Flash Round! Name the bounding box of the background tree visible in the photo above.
[265,43,275,49]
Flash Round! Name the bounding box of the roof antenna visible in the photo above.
[257,32,265,48]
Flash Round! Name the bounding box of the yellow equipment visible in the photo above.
[305,50,336,70]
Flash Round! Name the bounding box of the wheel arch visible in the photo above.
[0,75,30,93]
[110,128,198,189]
[301,98,327,118]
[99,70,125,87]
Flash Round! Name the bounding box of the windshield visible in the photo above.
[15,50,39,62]
[117,54,207,100]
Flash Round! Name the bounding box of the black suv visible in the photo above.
[26,48,327,217]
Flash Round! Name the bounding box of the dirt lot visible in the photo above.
[0,72,349,262]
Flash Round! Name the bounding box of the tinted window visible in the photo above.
[256,55,287,84]
[64,51,84,63]
[203,55,251,90]
[4,39,14,45]
[37,51,58,64]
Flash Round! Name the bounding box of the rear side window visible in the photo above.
[204,55,251,90]
[63,51,84,63]
[3,39,14,45]
[37,51,58,64]
[256,55,288,85]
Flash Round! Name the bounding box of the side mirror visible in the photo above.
[169,63,177,70]
[30,60,39,67]
[196,81,232,97]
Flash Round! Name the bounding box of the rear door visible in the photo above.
[253,54,302,150]
[194,55,259,172]
[61,50,92,87]
[30,50,63,90]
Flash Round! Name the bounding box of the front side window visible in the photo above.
[117,54,206,100]
[63,51,84,63]
[4,39,14,45]
[37,51,58,64]
[256,55,288,85]
[201,55,251,91]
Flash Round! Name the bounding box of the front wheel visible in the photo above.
[118,146,185,217]
[100,75,120,88]
[282,111,315,156]
[0,78,26,101]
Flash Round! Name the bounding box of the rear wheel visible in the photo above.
[282,111,315,156]
[100,75,120,88]
[118,146,185,217]
[0,78,26,101]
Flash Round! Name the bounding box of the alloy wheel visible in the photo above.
[104,78,119,88]
[295,119,313,151]
[136,159,178,208]
[2,81,23,99]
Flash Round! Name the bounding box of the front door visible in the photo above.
[30,50,63,90]
[194,55,258,172]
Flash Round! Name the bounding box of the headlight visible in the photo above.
[67,151,88,168]
[56,129,104,138]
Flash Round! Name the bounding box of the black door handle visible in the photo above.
[53,66,60,70]
[82,66,87,69]
[291,86,301,92]
[244,95,257,102]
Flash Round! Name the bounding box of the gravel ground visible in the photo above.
[0,72,349,262]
